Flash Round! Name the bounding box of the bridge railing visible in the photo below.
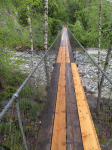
[67,26,112,150]
[0,30,62,150]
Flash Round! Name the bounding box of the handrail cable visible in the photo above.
[0,29,62,121]
[67,26,112,85]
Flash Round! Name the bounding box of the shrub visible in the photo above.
[19,99,32,112]
[0,92,8,102]
[20,83,34,99]
[5,86,17,98]
[39,103,45,110]
[25,126,33,132]
[0,121,14,135]
[35,91,47,101]
[3,130,23,150]
[29,103,40,119]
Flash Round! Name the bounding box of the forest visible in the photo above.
[0,0,112,49]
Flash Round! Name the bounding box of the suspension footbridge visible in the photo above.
[35,26,100,150]
[0,26,112,150]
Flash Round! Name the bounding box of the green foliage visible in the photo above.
[0,103,2,108]
[19,98,44,119]
[39,102,45,110]
[0,92,8,102]
[3,130,23,150]
[20,83,34,98]
[18,8,28,26]
[31,122,34,126]
[11,143,24,150]
[0,120,14,135]
[29,103,40,119]
[25,126,33,132]
[12,115,16,120]
[32,19,44,48]
[35,91,46,101]
[19,99,32,112]
[95,127,99,134]
[101,117,112,122]
[101,135,109,144]
[0,0,112,50]
[68,21,85,45]
[0,50,25,87]
[5,86,16,98]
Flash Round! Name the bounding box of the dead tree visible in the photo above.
[96,38,112,116]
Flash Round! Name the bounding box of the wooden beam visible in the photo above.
[35,63,61,150]
[66,63,83,150]
[71,63,101,150]
[57,47,62,63]
[51,63,66,150]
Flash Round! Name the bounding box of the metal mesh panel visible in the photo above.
[0,30,62,149]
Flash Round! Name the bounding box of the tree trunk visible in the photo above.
[27,2,37,88]
[98,0,102,88]
[44,0,49,89]
[27,3,33,70]
[44,0,48,51]
[96,38,112,116]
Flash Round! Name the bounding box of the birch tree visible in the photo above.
[98,0,102,89]
[27,1,37,88]
[44,0,49,89]
[44,0,48,51]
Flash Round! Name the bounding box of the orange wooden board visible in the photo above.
[65,36,70,63]
[51,63,66,150]
[57,47,62,63]
[71,63,101,150]
[61,47,65,63]
[62,33,64,40]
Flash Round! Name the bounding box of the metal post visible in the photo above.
[16,99,28,150]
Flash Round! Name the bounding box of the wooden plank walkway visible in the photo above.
[35,27,101,150]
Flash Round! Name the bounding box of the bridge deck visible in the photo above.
[35,27,101,150]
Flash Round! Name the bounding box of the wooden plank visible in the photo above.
[66,64,83,150]
[61,47,65,63]
[51,63,66,150]
[35,63,61,150]
[71,63,101,150]
[65,36,70,63]
[62,33,64,40]
[66,36,75,63]
[57,47,62,63]
[66,63,83,150]
[60,29,65,47]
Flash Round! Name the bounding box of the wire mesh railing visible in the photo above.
[0,30,62,150]
[67,26,112,150]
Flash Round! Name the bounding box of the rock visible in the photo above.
[1,97,9,108]
[91,112,97,120]
[16,44,22,51]
[0,146,6,150]
[83,86,87,91]
[0,146,10,150]
[87,90,95,94]
[37,111,43,118]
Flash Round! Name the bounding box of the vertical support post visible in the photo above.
[16,99,28,150]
